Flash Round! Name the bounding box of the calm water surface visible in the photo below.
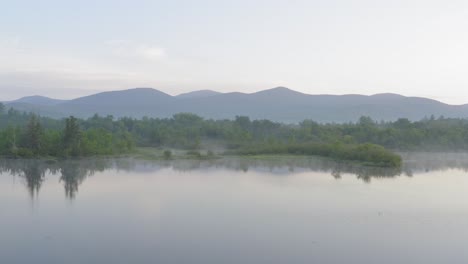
[1,153,468,264]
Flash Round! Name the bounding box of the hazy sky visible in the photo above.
[2,0,468,104]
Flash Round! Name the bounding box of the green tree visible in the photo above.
[63,116,82,156]
[163,150,172,160]
[25,115,43,155]
[0,126,20,156]
[235,116,251,130]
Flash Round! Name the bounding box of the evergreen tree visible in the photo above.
[25,115,43,155]
[63,116,81,156]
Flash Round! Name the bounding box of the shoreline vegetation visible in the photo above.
[134,144,401,167]
[6,103,468,167]
[225,142,401,167]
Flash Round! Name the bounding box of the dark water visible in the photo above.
[1,153,468,264]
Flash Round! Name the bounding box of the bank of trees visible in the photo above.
[116,114,468,152]
[1,102,468,163]
[0,110,133,157]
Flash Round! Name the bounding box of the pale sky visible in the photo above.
[1,0,468,104]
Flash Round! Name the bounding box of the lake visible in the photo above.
[1,153,468,264]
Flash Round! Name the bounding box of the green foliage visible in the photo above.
[1,107,468,165]
[186,150,202,158]
[0,126,20,156]
[63,116,81,156]
[230,142,401,167]
[163,150,172,160]
[81,129,113,155]
[0,114,134,158]
[24,115,43,156]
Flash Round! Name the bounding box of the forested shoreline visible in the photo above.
[2,102,468,166]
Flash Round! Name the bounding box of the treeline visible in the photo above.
[0,110,133,157]
[2,102,468,161]
[121,114,468,151]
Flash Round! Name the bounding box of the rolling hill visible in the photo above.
[3,87,468,123]
[11,95,66,106]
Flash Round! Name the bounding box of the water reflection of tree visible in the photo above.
[58,159,111,200]
[0,158,112,200]
[0,159,47,199]
[2,153,468,199]
[60,162,88,199]
[212,157,404,182]
[146,154,468,182]
[127,157,405,182]
[22,160,46,198]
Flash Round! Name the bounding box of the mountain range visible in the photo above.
[3,87,468,123]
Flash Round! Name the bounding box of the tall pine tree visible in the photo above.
[25,115,43,155]
[63,116,81,156]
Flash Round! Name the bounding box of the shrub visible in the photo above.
[163,150,172,160]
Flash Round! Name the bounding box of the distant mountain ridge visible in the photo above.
[11,95,66,106]
[3,87,468,123]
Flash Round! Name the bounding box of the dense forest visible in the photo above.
[2,101,468,166]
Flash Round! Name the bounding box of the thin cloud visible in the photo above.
[106,40,166,61]
[136,45,166,60]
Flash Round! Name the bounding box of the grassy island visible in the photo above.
[228,142,401,167]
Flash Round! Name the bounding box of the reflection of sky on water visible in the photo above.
[0,154,468,264]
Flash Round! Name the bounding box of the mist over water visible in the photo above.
[1,153,468,264]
